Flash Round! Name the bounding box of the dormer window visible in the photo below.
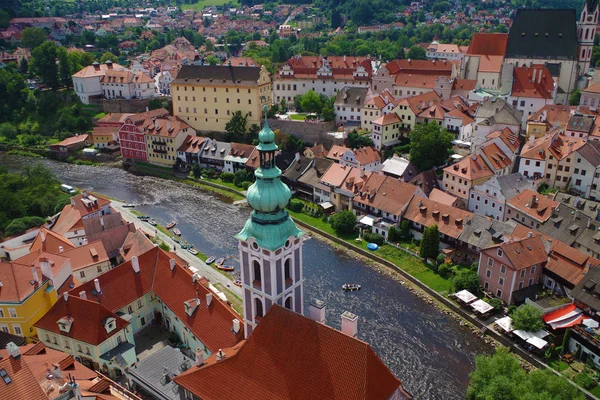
[57,316,74,333]
[104,317,117,334]
[184,298,200,317]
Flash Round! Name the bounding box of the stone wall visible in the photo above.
[89,97,154,114]
[266,120,344,147]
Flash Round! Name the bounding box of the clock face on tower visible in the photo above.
[588,16,594,22]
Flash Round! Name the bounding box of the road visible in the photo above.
[112,201,243,298]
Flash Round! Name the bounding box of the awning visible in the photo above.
[455,290,477,304]
[471,299,494,314]
[495,316,513,333]
[319,202,334,210]
[551,314,586,330]
[359,215,376,227]
[513,329,549,341]
[543,304,583,329]
[526,336,548,349]
[584,319,600,328]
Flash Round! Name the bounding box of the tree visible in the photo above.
[330,210,357,234]
[299,89,322,114]
[569,89,581,106]
[409,122,453,171]
[21,27,48,49]
[225,111,248,141]
[0,123,18,140]
[510,305,545,332]
[57,47,71,88]
[30,41,60,90]
[407,46,427,60]
[452,269,479,293]
[0,10,10,29]
[205,55,219,65]
[321,101,335,122]
[467,347,583,400]
[99,51,118,64]
[419,224,440,260]
[347,130,374,149]
[192,163,202,178]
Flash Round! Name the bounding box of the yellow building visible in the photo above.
[371,113,401,151]
[443,154,494,200]
[144,115,196,166]
[91,126,119,149]
[171,64,271,132]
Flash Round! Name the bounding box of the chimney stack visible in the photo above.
[309,299,326,324]
[63,291,69,302]
[132,256,140,273]
[341,311,358,338]
[146,106,149,112]
[6,342,20,359]
[527,232,533,238]
[169,259,176,271]
[216,349,226,361]
[232,318,240,334]
[531,69,536,83]
[195,347,204,367]
[206,293,213,307]
[31,266,39,283]
[100,217,105,231]
[79,290,87,300]
[94,278,101,294]
[59,246,64,253]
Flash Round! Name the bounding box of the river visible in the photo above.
[1,154,491,399]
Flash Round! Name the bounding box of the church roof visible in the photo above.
[506,9,578,60]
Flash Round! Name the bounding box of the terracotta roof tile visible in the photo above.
[511,66,554,99]
[30,228,75,254]
[326,145,350,161]
[466,33,508,56]
[547,240,600,286]
[486,235,548,270]
[0,355,48,400]
[444,154,494,181]
[175,305,410,400]
[60,241,108,271]
[507,189,558,223]
[428,188,457,206]
[403,197,473,240]
[480,142,512,171]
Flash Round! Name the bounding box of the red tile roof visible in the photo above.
[520,132,586,162]
[546,240,600,287]
[55,134,90,148]
[60,241,109,271]
[175,305,410,400]
[68,192,112,219]
[480,142,512,171]
[351,146,381,165]
[394,73,439,88]
[485,235,548,270]
[0,355,49,400]
[277,56,373,80]
[403,197,473,240]
[385,59,455,76]
[0,260,47,303]
[507,189,558,223]
[466,33,508,56]
[444,154,494,181]
[30,228,76,254]
[326,145,351,161]
[34,296,129,345]
[511,66,554,99]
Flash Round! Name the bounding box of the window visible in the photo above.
[520,270,526,278]
[0,325,8,333]
[500,265,506,274]
[530,265,536,275]
[528,278,534,286]
[499,277,504,286]
[488,258,494,266]
[77,344,82,353]
[253,260,262,286]
[497,249,503,257]
[8,308,16,318]
[486,269,491,278]
[519,281,524,289]
[80,271,85,278]
[0,309,4,318]
[254,298,264,319]
[64,338,70,349]
[497,289,502,298]
[137,300,143,309]
[484,281,489,289]
[127,305,133,314]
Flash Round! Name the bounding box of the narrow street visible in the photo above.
[112,201,243,298]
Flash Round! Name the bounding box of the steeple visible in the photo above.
[235,107,304,338]
[578,0,599,74]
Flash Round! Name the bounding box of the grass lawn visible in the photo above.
[198,176,245,192]
[548,359,569,372]
[214,283,244,316]
[289,113,307,121]
[182,0,238,10]
[590,385,600,397]
[94,112,107,119]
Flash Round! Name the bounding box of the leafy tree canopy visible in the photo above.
[510,305,545,332]
[330,210,357,234]
[409,122,453,171]
[21,27,47,49]
[347,130,373,149]
[407,46,427,60]
[99,51,118,64]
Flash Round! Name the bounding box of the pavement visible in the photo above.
[112,201,243,298]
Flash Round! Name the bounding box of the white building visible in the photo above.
[468,173,535,221]
[72,61,127,104]
[503,66,556,127]
[101,69,155,100]
[334,86,369,125]
[572,140,600,199]
[425,41,465,61]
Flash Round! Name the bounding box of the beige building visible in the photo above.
[443,154,494,200]
[145,116,196,167]
[172,65,271,132]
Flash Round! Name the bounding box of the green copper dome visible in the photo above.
[235,110,303,251]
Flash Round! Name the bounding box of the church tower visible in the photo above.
[578,0,599,75]
[235,108,304,338]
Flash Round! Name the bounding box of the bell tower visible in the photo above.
[235,107,304,338]
[578,0,599,75]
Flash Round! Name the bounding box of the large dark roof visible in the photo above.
[572,266,600,312]
[173,65,262,86]
[506,9,578,60]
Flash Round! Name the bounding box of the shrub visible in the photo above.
[436,253,446,266]
[400,220,409,239]
[574,373,596,389]
[220,172,234,182]
[5,216,47,237]
[451,269,479,293]
[288,199,304,213]
[158,241,170,252]
[362,231,384,245]
[510,304,545,331]
[240,181,252,190]
[419,224,440,260]
[486,298,503,310]
[507,305,517,315]
[329,210,357,234]
[438,263,452,278]
[388,225,401,242]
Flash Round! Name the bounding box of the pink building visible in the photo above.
[478,234,548,304]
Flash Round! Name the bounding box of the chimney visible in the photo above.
[59,246,64,253]
[295,152,300,162]
[169,258,176,271]
[531,69,536,83]
[82,190,88,199]
[31,266,39,283]
[309,299,326,324]
[529,134,535,145]
[538,70,542,84]
[40,230,46,243]
[206,293,213,307]
[232,318,240,334]
[132,256,140,273]
[94,278,101,294]
[155,119,159,130]
[6,342,20,359]
[531,194,537,207]
[82,238,88,245]
[527,232,533,238]
[216,349,225,361]
[341,311,358,338]
[100,217,105,230]
[79,290,87,300]
[195,347,204,367]
[167,120,171,131]
[63,291,69,302]
[544,238,552,254]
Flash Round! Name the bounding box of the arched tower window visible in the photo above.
[284,259,292,288]
[255,298,264,319]
[586,28,590,40]
[285,296,292,310]
[253,260,262,289]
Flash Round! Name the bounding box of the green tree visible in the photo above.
[0,10,10,29]
[192,163,202,178]
[569,89,581,106]
[21,27,48,49]
[225,111,248,142]
[67,50,94,74]
[419,224,440,260]
[300,89,323,114]
[30,41,60,90]
[510,305,545,332]
[347,130,374,148]
[452,269,479,293]
[330,210,357,234]
[467,347,583,400]
[407,46,427,60]
[409,122,453,171]
[99,51,118,64]
[57,47,71,88]
[205,55,220,65]
[0,123,18,140]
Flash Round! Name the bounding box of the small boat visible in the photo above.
[123,203,136,208]
[233,280,242,287]
[173,228,181,236]
[187,248,198,255]
[172,236,181,244]
[180,243,190,250]
[166,222,177,229]
[217,265,235,272]
[148,219,157,226]
[342,284,361,291]
[136,215,149,220]
[215,258,225,266]
[206,256,216,264]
